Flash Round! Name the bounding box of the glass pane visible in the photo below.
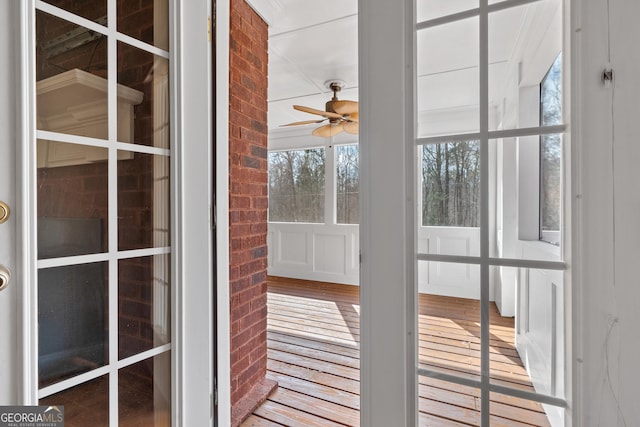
[490,137,563,261]
[417,0,477,23]
[490,392,555,427]
[417,17,479,138]
[119,255,171,360]
[419,374,481,426]
[421,142,480,228]
[117,0,169,51]
[540,54,562,127]
[488,0,562,131]
[491,267,564,399]
[37,140,108,259]
[540,55,562,244]
[268,148,326,223]
[540,133,561,245]
[336,144,359,224]
[118,152,170,250]
[117,42,170,148]
[40,375,109,427]
[418,262,481,379]
[36,11,109,140]
[419,142,480,258]
[119,352,171,426]
[43,0,107,24]
[38,262,108,387]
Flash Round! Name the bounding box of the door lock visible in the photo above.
[0,201,9,224]
[0,265,10,292]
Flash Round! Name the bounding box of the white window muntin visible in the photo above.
[414,0,569,424]
[28,2,174,425]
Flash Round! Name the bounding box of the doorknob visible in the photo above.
[0,265,10,292]
[0,201,9,224]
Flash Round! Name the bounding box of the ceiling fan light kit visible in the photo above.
[282,80,359,137]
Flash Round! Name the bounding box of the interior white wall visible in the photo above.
[573,0,640,425]
[0,0,18,404]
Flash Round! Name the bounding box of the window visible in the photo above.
[267,144,360,225]
[336,144,359,224]
[540,54,562,245]
[268,148,325,222]
[422,141,480,227]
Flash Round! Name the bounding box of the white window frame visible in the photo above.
[17,0,223,425]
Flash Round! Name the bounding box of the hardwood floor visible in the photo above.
[242,277,551,427]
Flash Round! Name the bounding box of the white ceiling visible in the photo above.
[247,0,532,133]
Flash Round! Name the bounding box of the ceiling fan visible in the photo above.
[281,80,359,137]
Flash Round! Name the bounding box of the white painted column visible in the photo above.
[358,0,417,425]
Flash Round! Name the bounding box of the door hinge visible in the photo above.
[208,16,212,42]
[211,203,216,230]
[214,377,218,406]
[210,378,218,418]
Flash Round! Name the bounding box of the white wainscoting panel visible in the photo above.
[268,222,359,285]
[278,229,309,265]
[516,242,564,427]
[418,226,482,299]
[313,233,346,275]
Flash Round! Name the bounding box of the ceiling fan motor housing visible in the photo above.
[325,81,344,122]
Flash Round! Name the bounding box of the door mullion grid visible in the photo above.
[107,0,118,424]
[31,1,173,418]
[415,0,571,423]
[478,0,490,424]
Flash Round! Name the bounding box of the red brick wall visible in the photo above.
[228,0,270,413]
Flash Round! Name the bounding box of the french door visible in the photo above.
[26,1,175,425]
[415,0,569,425]
[17,0,215,426]
[359,0,570,425]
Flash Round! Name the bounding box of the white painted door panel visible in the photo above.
[0,0,18,404]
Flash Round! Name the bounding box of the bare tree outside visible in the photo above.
[540,53,562,244]
[422,141,480,227]
[268,148,325,223]
[336,144,359,224]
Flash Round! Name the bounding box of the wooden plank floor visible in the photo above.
[242,277,551,427]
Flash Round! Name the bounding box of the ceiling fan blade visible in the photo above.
[345,111,358,122]
[280,119,326,127]
[294,105,342,119]
[313,122,345,137]
[344,121,359,135]
[332,100,358,115]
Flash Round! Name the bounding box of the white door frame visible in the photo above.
[13,1,227,425]
[0,0,20,406]
[358,0,417,425]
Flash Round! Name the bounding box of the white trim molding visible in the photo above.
[214,0,232,425]
[359,0,417,426]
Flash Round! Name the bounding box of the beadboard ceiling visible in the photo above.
[247,0,530,133]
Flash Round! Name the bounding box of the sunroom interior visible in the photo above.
[248,0,566,425]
